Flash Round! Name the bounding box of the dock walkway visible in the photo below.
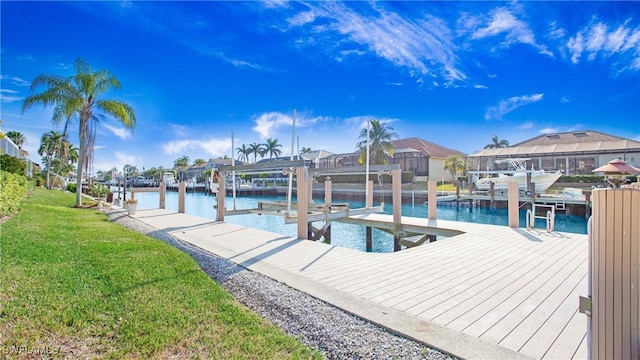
[121,208,588,360]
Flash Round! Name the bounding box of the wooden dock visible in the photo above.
[123,208,588,360]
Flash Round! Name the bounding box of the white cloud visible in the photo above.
[0,89,22,103]
[93,151,142,172]
[540,127,558,134]
[162,138,231,157]
[0,75,30,86]
[251,111,323,139]
[288,10,317,27]
[288,2,466,84]
[485,93,544,120]
[467,7,549,55]
[518,121,534,130]
[567,20,640,69]
[103,124,132,140]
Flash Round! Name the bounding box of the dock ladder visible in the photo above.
[526,203,555,232]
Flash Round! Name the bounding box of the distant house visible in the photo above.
[0,132,37,177]
[467,130,640,175]
[319,137,466,181]
[177,158,241,183]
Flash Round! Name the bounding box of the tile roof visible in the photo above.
[391,137,466,158]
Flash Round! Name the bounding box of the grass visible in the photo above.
[0,187,321,359]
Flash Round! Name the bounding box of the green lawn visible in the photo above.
[0,187,320,359]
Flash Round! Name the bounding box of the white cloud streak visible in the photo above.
[463,7,550,56]
[1,75,30,86]
[103,124,132,140]
[0,89,22,103]
[162,138,232,157]
[288,2,466,85]
[567,20,640,70]
[251,111,324,139]
[485,93,544,121]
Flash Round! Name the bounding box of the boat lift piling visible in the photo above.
[214,162,411,250]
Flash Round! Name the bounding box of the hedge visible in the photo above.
[0,170,29,218]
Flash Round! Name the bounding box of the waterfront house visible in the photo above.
[467,130,640,175]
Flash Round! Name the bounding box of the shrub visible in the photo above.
[67,183,77,193]
[0,154,27,176]
[90,183,109,198]
[0,170,29,217]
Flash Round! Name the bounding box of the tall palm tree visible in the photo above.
[356,119,399,165]
[248,142,263,163]
[301,147,312,154]
[38,131,64,189]
[22,58,136,207]
[5,131,26,150]
[444,154,466,182]
[236,144,251,162]
[263,138,282,159]
[484,135,510,149]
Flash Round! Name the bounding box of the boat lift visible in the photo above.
[215,161,398,241]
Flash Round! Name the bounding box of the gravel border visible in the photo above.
[105,209,457,360]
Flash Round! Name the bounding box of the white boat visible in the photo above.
[473,158,562,194]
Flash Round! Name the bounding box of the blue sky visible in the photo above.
[1,1,639,173]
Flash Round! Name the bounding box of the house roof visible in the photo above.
[469,130,640,158]
[391,137,466,158]
[300,149,334,161]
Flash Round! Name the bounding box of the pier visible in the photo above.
[118,207,588,359]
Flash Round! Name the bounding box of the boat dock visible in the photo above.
[117,207,588,360]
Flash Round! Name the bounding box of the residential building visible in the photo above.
[319,137,466,181]
[467,130,640,175]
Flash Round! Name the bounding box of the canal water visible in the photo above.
[126,191,588,253]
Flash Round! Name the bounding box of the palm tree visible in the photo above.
[174,155,190,169]
[484,135,510,149]
[22,58,136,207]
[444,154,466,182]
[248,142,263,163]
[236,144,251,162]
[38,131,64,189]
[5,131,26,150]
[193,158,207,167]
[51,140,79,187]
[301,147,312,154]
[263,138,282,159]
[356,119,399,165]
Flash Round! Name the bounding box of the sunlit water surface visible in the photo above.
[126,191,588,253]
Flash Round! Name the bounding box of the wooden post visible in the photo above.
[583,190,592,219]
[178,181,186,213]
[159,180,166,209]
[366,180,374,207]
[366,227,372,252]
[324,177,332,244]
[216,173,226,221]
[428,180,437,220]
[324,177,332,204]
[507,181,519,228]
[529,182,536,199]
[588,188,639,360]
[296,167,309,240]
[392,169,402,252]
[489,181,495,208]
